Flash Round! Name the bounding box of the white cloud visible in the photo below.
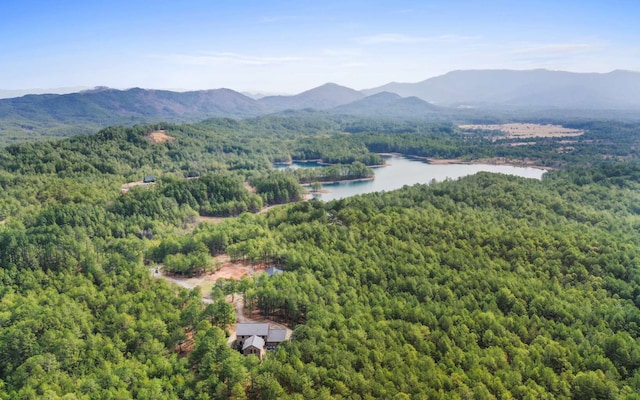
[355,33,480,45]
[153,52,312,66]
[512,42,601,56]
[504,42,606,70]
[342,62,366,68]
[321,48,362,57]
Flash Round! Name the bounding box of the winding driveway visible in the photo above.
[151,267,292,345]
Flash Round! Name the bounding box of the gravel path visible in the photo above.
[150,266,293,345]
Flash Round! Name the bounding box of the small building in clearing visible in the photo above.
[143,175,156,183]
[236,322,290,358]
[265,266,284,276]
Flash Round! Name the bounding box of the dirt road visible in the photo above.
[151,266,292,346]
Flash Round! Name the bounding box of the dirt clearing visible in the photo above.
[154,254,270,299]
[196,215,229,225]
[120,180,153,194]
[146,130,176,143]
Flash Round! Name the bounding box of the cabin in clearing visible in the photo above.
[236,322,290,358]
[265,266,284,276]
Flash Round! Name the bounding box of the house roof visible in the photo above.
[242,335,265,351]
[266,328,288,343]
[265,267,284,276]
[237,323,270,337]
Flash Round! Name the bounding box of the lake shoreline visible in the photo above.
[300,176,375,186]
[378,152,549,171]
[276,158,387,168]
[316,156,548,201]
[276,153,549,171]
[198,156,548,222]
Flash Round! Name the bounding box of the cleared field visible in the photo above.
[145,129,175,143]
[459,123,584,138]
[154,254,271,300]
[120,180,154,193]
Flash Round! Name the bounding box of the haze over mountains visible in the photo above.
[364,69,640,109]
[0,86,92,99]
[333,92,441,118]
[1,69,639,142]
[260,83,365,111]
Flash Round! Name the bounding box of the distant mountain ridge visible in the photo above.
[332,92,440,118]
[0,87,265,122]
[0,87,273,144]
[2,69,640,144]
[0,86,92,99]
[259,83,365,111]
[363,69,640,109]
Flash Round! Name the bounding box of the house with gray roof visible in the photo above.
[242,335,266,358]
[143,175,156,183]
[266,328,288,350]
[236,322,269,347]
[235,322,290,357]
[265,266,284,276]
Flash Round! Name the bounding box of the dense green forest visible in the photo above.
[1,116,640,398]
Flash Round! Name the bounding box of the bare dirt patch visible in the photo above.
[211,254,264,281]
[120,181,154,194]
[154,254,269,299]
[429,157,550,169]
[176,331,195,356]
[146,130,176,143]
[459,123,584,139]
[426,158,465,165]
[196,215,229,225]
[244,181,256,193]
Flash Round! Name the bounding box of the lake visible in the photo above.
[286,156,546,201]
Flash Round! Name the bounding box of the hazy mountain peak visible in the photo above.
[364,69,640,109]
[259,82,365,111]
[365,91,403,101]
[332,91,438,118]
[0,86,93,99]
[80,86,114,93]
[298,82,362,96]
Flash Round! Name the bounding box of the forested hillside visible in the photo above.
[1,117,640,398]
[4,76,639,146]
[0,88,266,144]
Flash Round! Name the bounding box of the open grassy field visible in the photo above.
[459,123,584,138]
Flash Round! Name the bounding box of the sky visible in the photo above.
[1,0,639,94]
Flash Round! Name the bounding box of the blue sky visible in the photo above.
[1,0,639,93]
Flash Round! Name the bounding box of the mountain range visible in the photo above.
[364,69,640,109]
[1,69,639,142]
[0,86,92,99]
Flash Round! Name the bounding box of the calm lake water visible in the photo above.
[283,156,546,202]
